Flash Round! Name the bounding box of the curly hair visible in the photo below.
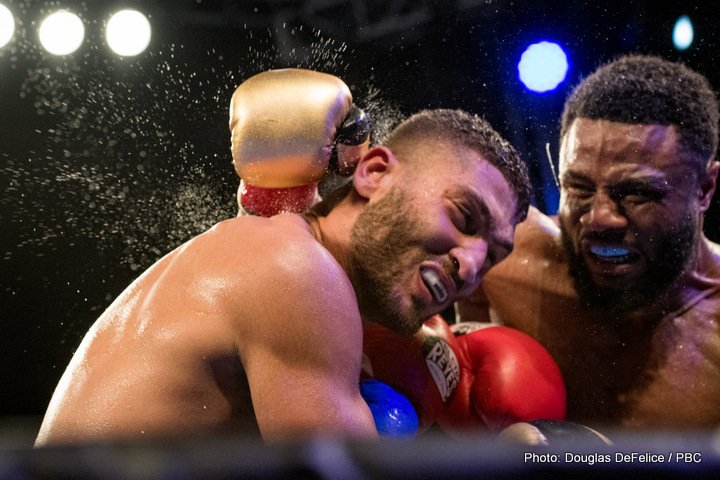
[561,54,719,175]
[384,109,531,223]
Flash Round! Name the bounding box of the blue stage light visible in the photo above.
[518,41,568,93]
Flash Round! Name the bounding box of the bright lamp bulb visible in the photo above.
[0,3,15,48]
[38,10,85,55]
[106,9,151,57]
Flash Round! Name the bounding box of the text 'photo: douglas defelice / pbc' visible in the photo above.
[2,1,720,478]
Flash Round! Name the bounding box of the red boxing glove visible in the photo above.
[362,315,460,431]
[438,322,566,434]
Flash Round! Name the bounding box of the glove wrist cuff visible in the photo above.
[239,181,318,216]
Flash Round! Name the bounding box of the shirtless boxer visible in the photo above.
[458,55,720,429]
[35,70,531,445]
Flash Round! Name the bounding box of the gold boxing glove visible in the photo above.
[229,68,370,216]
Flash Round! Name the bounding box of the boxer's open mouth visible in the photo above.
[588,245,637,264]
[420,268,448,303]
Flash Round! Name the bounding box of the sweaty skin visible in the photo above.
[35,214,375,445]
[459,119,720,429]
[461,207,720,428]
[36,136,520,446]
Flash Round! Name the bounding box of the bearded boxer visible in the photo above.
[35,70,531,445]
[458,55,720,429]
[229,72,563,437]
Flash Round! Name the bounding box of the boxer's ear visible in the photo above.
[699,159,719,212]
[352,146,398,199]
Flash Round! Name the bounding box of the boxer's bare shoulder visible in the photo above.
[509,206,564,263]
[518,205,559,235]
[459,207,576,328]
[567,288,720,429]
[617,239,720,427]
[199,213,360,331]
[703,237,720,276]
[36,213,364,445]
[475,206,567,290]
[199,214,369,440]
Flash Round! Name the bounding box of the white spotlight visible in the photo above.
[106,9,151,57]
[0,3,15,48]
[38,9,85,55]
[673,15,694,51]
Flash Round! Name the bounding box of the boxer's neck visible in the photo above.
[601,238,718,332]
[302,189,365,275]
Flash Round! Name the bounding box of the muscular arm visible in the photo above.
[33,214,375,446]
[230,223,377,441]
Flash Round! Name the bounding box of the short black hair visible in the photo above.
[384,109,531,223]
[561,54,719,175]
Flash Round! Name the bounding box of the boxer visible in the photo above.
[229,73,563,437]
[35,69,532,445]
[458,55,720,429]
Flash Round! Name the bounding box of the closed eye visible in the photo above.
[612,186,666,204]
[454,203,474,235]
[564,182,594,199]
[446,187,493,237]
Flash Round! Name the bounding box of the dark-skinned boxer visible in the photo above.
[459,55,720,431]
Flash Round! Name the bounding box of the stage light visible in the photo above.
[0,3,14,48]
[673,15,693,51]
[106,9,151,57]
[518,41,568,93]
[38,10,84,55]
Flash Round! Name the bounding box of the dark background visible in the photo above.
[2,0,720,434]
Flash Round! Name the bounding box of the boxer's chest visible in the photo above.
[564,320,720,428]
[618,329,720,428]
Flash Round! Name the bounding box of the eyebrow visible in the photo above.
[561,171,669,189]
[613,177,670,191]
[560,171,591,184]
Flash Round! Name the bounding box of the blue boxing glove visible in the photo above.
[359,379,419,437]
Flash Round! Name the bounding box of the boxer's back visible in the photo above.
[36,214,320,445]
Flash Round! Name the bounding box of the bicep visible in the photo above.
[246,344,376,441]
[239,250,376,441]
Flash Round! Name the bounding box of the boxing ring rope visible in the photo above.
[2,429,719,479]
